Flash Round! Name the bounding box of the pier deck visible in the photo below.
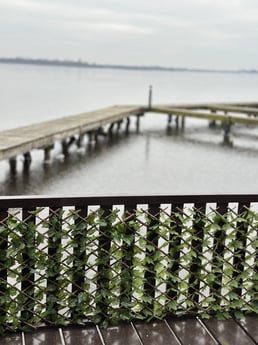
[0,105,143,161]
[1,101,258,169]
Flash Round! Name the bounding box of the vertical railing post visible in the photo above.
[211,202,228,306]
[231,202,250,298]
[166,204,184,305]
[95,205,112,323]
[71,206,88,321]
[143,203,160,314]
[46,207,63,324]
[0,209,8,333]
[21,208,36,327]
[120,204,136,315]
[188,203,206,307]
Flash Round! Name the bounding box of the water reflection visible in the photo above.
[1,132,132,195]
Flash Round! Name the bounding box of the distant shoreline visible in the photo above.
[0,57,257,75]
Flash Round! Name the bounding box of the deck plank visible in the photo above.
[134,320,180,345]
[238,316,258,343]
[167,318,217,345]
[100,323,142,345]
[203,318,256,345]
[63,326,103,345]
[0,333,22,345]
[24,328,63,345]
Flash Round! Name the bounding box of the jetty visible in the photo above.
[1,100,258,172]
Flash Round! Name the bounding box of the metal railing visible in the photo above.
[0,194,258,333]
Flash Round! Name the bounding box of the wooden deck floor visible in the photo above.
[1,316,257,345]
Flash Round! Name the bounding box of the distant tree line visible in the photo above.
[0,57,257,74]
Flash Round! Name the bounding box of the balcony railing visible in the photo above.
[0,194,258,334]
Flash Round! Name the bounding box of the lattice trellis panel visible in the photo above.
[0,199,258,333]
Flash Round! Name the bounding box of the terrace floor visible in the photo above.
[0,316,258,345]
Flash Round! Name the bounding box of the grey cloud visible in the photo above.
[1,0,258,69]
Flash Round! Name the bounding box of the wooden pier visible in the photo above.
[0,105,144,172]
[1,101,258,172]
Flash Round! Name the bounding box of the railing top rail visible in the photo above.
[0,194,258,208]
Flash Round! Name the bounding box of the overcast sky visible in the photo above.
[0,0,257,69]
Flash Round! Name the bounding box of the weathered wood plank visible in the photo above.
[63,326,103,345]
[100,324,142,345]
[24,328,63,345]
[238,316,258,343]
[206,104,258,115]
[0,334,22,345]
[167,318,217,345]
[151,106,258,125]
[203,319,256,345]
[134,320,180,345]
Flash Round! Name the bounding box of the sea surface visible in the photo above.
[0,63,258,196]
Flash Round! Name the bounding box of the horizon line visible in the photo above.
[0,56,257,75]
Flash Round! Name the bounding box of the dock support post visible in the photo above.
[209,120,217,128]
[148,85,152,110]
[44,146,53,163]
[94,130,98,143]
[97,127,105,137]
[87,131,97,146]
[9,157,17,174]
[181,116,185,130]
[23,152,32,170]
[175,116,179,130]
[116,120,122,132]
[223,122,233,146]
[136,115,141,133]
[168,114,172,126]
[125,117,130,135]
[76,134,84,148]
[209,110,217,128]
[108,123,115,136]
[62,140,69,157]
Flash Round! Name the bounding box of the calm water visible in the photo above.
[0,63,258,196]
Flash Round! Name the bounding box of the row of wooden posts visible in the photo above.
[8,114,143,174]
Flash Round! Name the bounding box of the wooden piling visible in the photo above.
[24,152,32,163]
[125,117,130,135]
[44,146,52,163]
[108,123,115,136]
[9,157,17,174]
[136,115,141,133]
[116,120,122,132]
[223,122,233,146]
[175,116,179,129]
[181,116,185,129]
[76,134,84,148]
[62,140,69,157]
[23,152,32,170]
[148,85,152,109]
